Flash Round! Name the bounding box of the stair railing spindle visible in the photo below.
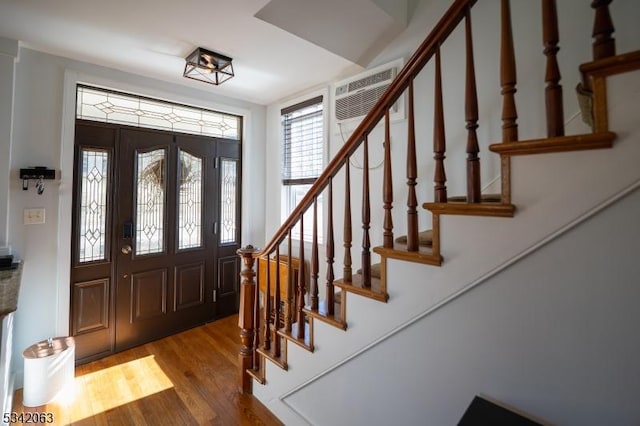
[253,257,261,371]
[273,245,281,357]
[500,0,518,143]
[500,0,518,205]
[326,180,335,315]
[591,0,616,60]
[434,46,448,203]
[465,6,481,203]
[542,0,564,137]
[383,110,394,249]
[296,215,306,339]
[361,136,372,288]
[406,81,419,251]
[286,231,293,332]
[343,159,353,282]
[311,198,319,310]
[263,253,271,351]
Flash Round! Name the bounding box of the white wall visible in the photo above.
[286,184,640,426]
[255,0,640,423]
[257,67,640,425]
[6,47,267,385]
[0,38,18,251]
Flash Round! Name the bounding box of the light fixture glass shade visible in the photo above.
[183,47,234,85]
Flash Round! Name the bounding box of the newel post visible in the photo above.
[237,245,257,394]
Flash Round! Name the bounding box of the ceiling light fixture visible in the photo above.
[183,47,234,85]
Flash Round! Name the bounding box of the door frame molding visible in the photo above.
[56,69,255,337]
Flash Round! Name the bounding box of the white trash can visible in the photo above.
[22,337,75,407]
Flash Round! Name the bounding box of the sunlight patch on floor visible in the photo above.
[54,355,174,423]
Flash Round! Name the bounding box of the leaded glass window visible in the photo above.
[135,149,166,255]
[178,150,203,250]
[76,85,240,140]
[78,149,109,263]
[220,159,238,245]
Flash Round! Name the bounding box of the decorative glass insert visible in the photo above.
[135,149,166,255]
[220,159,238,245]
[178,150,203,250]
[76,85,240,140]
[78,149,109,263]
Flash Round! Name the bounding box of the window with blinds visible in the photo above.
[281,95,324,186]
[281,95,324,243]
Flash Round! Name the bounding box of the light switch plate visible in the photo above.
[24,208,46,225]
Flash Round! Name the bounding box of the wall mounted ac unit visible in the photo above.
[332,58,405,131]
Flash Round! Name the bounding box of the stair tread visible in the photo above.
[335,274,388,303]
[256,345,288,370]
[246,367,265,385]
[394,229,433,247]
[374,245,442,266]
[304,300,347,330]
[355,262,382,279]
[423,201,515,218]
[488,131,615,156]
[447,194,502,203]
[579,50,640,77]
[277,321,314,352]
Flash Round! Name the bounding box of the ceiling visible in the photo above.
[0,0,409,105]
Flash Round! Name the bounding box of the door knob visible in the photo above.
[121,244,132,255]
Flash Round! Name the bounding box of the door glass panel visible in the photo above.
[178,150,203,250]
[78,149,109,263]
[135,149,166,255]
[220,159,238,245]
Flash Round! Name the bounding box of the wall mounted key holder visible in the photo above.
[20,167,56,194]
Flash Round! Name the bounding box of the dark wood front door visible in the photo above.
[70,121,242,362]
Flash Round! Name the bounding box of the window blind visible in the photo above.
[281,95,323,186]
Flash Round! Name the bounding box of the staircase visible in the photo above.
[238,0,640,423]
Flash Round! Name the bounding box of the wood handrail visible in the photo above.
[255,0,477,258]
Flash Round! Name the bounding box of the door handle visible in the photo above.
[121,244,132,255]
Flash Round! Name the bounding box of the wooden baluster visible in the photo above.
[286,231,293,332]
[433,46,448,203]
[326,180,335,314]
[406,81,419,251]
[465,7,481,203]
[591,0,616,60]
[296,215,306,339]
[343,159,353,282]
[361,136,372,288]
[237,245,257,394]
[501,0,517,205]
[273,245,281,357]
[253,257,261,371]
[542,0,564,137]
[383,110,394,249]
[310,197,319,310]
[263,253,271,351]
[501,0,518,143]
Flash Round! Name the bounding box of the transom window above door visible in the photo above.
[76,85,241,140]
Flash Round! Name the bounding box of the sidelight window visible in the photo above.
[219,159,239,245]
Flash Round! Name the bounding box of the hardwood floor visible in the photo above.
[12,315,282,426]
